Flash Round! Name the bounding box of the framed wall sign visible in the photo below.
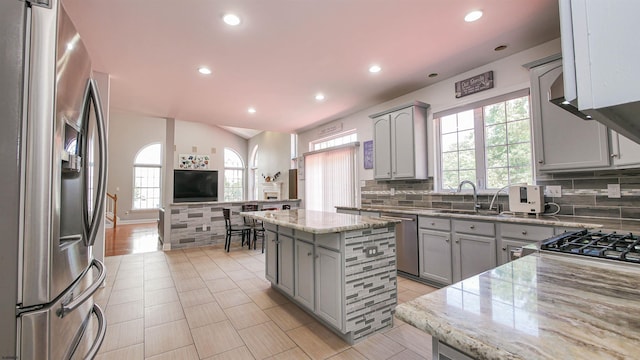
[363,140,373,169]
[455,71,494,98]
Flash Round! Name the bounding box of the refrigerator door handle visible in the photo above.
[82,78,108,247]
[57,259,106,318]
[83,304,107,360]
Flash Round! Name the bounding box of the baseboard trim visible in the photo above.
[117,218,158,225]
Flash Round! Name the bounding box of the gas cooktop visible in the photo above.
[540,229,640,264]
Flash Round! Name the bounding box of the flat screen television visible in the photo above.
[173,169,218,202]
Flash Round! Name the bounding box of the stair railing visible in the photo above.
[106,193,118,228]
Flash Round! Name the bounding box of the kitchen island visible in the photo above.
[241,209,400,344]
[395,251,640,359]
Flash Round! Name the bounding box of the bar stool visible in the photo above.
[222,208,251,252]
[242,204,264,251]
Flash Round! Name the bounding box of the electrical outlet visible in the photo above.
[202,224,208,231]
[364,246,378,257]
[546,185,562,197]
[390,188,395,196]
[607,184,621,198]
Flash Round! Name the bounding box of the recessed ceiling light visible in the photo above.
[369,65,382,73]
[428,73,438,78]
[494,45,508,51]
[66,42,74,51]
[315,93,325,101]
[247,107,256,114]
[198,67,212,75]
[464,10,483,22]
[223,13,241,26]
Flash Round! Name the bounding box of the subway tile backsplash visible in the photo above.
[360,170,640,220]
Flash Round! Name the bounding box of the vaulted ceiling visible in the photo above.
[62,0,560,137]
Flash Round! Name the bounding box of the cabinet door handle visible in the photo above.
[431,222,435,226]
[315,255,319,259]
[522,231,528,235]
[538,160,544,164]
[455,239,459,244]
[470,225,475,230]
[307,252,312,256]
[445,238,450,243]
[611,153,619,158]
[502,247,507,251]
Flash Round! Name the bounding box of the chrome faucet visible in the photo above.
[457,180,481,212]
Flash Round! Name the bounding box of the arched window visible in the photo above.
[224,148,244,201]
[249,145,259,200]
[133,143,162,209]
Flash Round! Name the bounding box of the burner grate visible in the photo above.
[541,230,640,264]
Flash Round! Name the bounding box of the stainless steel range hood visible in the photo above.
[556,0,640,145]
[549,72,640,144]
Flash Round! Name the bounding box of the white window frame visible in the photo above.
[132,143,162,210]
[304,142,359,212]
[224,148,245,201]
[309,130,357,151]
[434,89,534,192]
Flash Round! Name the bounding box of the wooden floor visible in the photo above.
[105,222,162,256]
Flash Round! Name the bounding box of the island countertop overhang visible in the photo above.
[240,209,400,234]
[395,252,640,360]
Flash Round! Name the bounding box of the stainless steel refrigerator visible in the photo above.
[1,0,108,358]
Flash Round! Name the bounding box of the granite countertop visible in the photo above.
[395,252,640,360]
[169,199,301,206]
[336,205,640,232]
[240,209,400,234]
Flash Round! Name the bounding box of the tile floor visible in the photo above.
[95,242,438,360]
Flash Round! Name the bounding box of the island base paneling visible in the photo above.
[265,221,398,344]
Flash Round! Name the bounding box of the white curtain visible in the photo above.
[304,143,358,212]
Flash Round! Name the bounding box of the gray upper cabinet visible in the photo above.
[529,57,640,172]
[610,131,640,168]
[529,58,610,172]
[370,102,429,180]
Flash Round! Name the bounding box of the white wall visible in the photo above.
[297,38,562,189]
[107,111,166,221]
[173,120,248,201]
[247,131,293,199]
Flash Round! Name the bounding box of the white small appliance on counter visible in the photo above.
[508,185,545,214]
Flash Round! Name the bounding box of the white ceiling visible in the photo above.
[62,0,560,137]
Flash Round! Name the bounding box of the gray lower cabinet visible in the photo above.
[294,240,315,310]
[278,234,295,297]
[497,223,554,265]
[433,339,474,360]
[264,224,294,297]
[452,219,496,282]
[419,229,452,285]
[336,208,359,215]
[499,238,534,264]
[453,233,496,282]
[265,229,277,283]
[315,246,342,329]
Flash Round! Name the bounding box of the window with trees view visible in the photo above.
[437,91,533,191]
[224,148,244,201]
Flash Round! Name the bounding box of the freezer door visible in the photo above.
[22,1,107,307]
[19,260,106,360]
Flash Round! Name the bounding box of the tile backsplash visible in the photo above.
[360,169,640,220]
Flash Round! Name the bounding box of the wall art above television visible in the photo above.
[179,153,209,169]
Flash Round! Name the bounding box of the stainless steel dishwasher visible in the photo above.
[380,212,419,276]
